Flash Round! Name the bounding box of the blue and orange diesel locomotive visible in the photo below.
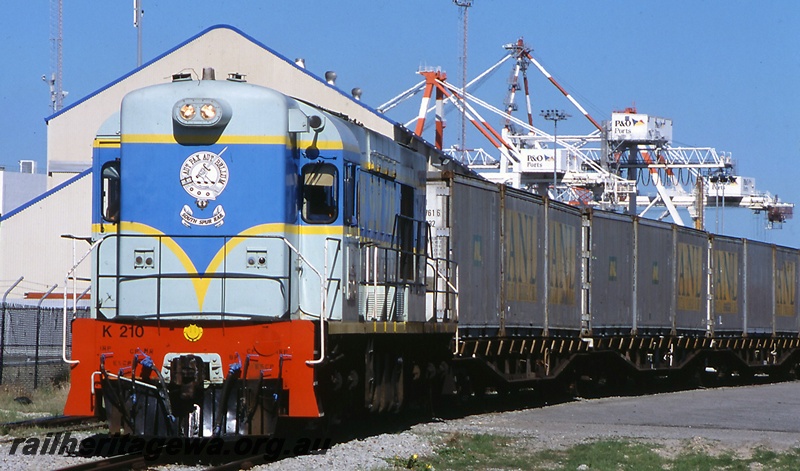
[65,68,455,436]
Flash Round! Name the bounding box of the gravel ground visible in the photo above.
[253,429,434,471]
[5,382,799,470]
[0,431,96,471]
[252,381,800,470]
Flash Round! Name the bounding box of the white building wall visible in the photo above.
[0,170,47,215]
[0,176,91,292]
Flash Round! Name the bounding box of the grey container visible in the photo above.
[448,174,501,329]
[588,210,634,334]
[710,235,744,335]
[500,186,546,331]
[774,245,800,335]
[745,240,775,335]
[545,200,583,333]
[674,226,708,334]
[635,218,675,334]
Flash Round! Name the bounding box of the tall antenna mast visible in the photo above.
[454,0,472,153]
[45,0,65,112]
[134,0,144,67]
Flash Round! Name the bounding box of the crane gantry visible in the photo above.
[379,37,793,231]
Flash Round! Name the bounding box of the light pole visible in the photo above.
[134,0,143,67]
[709,172,732,234]
[540,109,570,198]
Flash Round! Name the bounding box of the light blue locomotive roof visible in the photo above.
[121,79,289,137]
[44,25,399,130]
[120,78,362,157]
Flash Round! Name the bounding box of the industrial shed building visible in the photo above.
[0,25,395,297]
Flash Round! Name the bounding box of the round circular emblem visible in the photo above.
[183,324,204,342]
[180,151,229,204]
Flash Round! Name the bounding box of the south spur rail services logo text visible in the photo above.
[7,432,333,461]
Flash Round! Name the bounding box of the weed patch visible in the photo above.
[387,433,800,471]
[0,384,69,428]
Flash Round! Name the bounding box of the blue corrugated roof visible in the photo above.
[0,169,92,222]
[45,24,399,127]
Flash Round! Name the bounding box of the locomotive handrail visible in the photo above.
[426,258,459,354]
[360,242,428,321]
[62,237,102,365]
[426,258,459,312]
[278,237,327,366]
[90,232,329,364]
[94,233,299,320]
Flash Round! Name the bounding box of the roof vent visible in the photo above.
[295,58,306,68]
[325,71,337,86]
[172,72,192,82]
[227,73,247,82]
[202,67,216,80]
[351,88,362,100]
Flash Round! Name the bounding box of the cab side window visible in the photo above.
[343,162,357,226]
[302,163,338,224]
[102,161,120,223]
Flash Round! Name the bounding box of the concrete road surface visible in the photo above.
[425,381,800,450]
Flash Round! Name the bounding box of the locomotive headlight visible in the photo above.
[179,104,196,120]
[173,99,230,127]
[200,103,217,120]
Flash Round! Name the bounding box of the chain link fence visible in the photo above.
[0,302,90,390]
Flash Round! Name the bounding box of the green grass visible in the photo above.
[382,433,800,471]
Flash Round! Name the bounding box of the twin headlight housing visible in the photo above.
[173,99,230,127]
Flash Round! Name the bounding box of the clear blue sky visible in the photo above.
[2,1,799,247]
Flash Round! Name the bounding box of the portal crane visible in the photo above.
[380,38,793,231]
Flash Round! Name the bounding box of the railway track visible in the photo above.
[46,434,298,471]
[0,415,104,445]
[2,415,100,431]
[51,449,271,471]
[52,452,152,471]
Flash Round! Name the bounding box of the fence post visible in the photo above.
[34,284,57,390]
[1,277,24,385]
